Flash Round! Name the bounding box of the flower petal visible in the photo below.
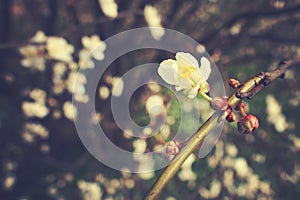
[158,59,178,85]
[175,52,199,69]
[199,57,211,80]
[175,86,184,91]
[187,84,200,99]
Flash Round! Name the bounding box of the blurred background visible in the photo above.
[1,0,300,199]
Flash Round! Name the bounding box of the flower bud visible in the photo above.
[211,96,228,111]
[237,114,259,134]
[228,78,241,89]
[166,140,180,160]
[226,110,236,122]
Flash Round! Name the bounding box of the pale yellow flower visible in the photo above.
[81,35,106,60]
[18,31,48,71]
[144,5,165,40]
[111,77,124,97]
[19,45,46,71]
[22,102,49,118]
[266,95,289,132]
[99,0,118,19]
[30,31,47,43]
[63,101,77,120]
[158,52,211,99]
[46,37,74,62]
[77,180,102,200]
[145,95,165,116]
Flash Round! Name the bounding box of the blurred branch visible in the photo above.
[145,58,300,200]
[0,0,12,42]
[200,4,300,44]
[44,0,58,34]
[0,10,144,50]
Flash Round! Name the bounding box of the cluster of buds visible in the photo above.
[230,78,259,134]
[210,78,260,135]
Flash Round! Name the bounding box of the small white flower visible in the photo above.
[46,37,74,62]
[81,35,106,61]
[30,31,47,43]
[144,5,165,40]
[158,52,211,99]
[99,0,118,19]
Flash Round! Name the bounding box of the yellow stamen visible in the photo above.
[178,66,196,80]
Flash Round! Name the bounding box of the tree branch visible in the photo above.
[145,58,300,200]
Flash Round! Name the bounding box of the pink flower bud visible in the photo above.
[211,96,228,111]
[226,110,236,122]
[166,141,180,160]
[237,114,259,134]
[228,78,241,89]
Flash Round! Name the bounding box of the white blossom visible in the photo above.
[99,0,118,19]
[144,5,165,40]
[81,35,106,60]
[63,101,77,120]
[46,37,74,62]
[158,52,211,99]
[111,77,124,97]
[77,180,102,200]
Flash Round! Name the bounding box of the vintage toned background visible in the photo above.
[1,0,300,199]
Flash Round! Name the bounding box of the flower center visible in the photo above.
[178,66,196,80]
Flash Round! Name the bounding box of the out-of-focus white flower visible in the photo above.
[79,35,106,69]
[22,88,49,118]
[63,101,77,120]
[78,49,94,69]
[67,72,89,103]
[178,154,197,181]
[136,154,155,180]
[22,102,49,118]
[99,0,118,19]
[81,35,106,60]
[30,31,47,43]
[133,139,147,153]
[77,180,102,200]
[146,95,165,117]
[158,52,211,99]
[199,180,221,199]
[19,45,46,71]
[111,77,124,97]
[46,37,74,62]
[29,88,47,104]
[23,122,49,139]
[144,5,165,40]
[52,62,67,94]
[19,31,48,71]
[99,85,110,99]
[226,143,238,157]
[266,95,289,132]
[233,158,250,178]
[3,175,16,190]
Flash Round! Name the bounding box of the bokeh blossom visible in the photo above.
[144,5,165,40]
[46,37,74,62]
[99,0,118,19]
[158,52,211,99]
[19,31,47,71]
[79,35,106,69]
